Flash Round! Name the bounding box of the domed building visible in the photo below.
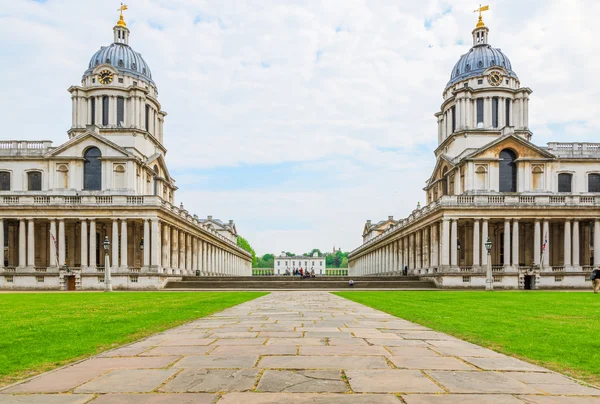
[0,11,252,290]
[349,12,600,290]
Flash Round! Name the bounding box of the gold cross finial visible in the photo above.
[117,3,128,27]
[473,4,489,28]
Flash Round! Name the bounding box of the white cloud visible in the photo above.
[0,0,598,254]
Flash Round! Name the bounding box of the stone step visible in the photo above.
[179,276,422,282]
[164,280,436,289]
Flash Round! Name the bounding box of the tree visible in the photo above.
[340,257,348,268]
[304,248,322,257]
[237,236,257,267]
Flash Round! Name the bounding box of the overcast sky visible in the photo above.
[0,0,597,255]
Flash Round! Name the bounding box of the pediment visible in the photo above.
[146,153,173,182]
[47,132,131,159]
[466,134,555,161]
[426,155,455,185]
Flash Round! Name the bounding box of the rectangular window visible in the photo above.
[277,261,280,266]
[90,98,96,125]
[505,99,511,126]
[462,276,470,283]
[554,276,563,282]
[27,171,42,191]
[6,276,13,283]
[493,276,501,283]
[588,174,600,192]
[558,173,572,193]
[476,98,484,125]
[451,106,456,133]
[36,276,44,283]
[102,96,109,126]
[0,171,10,191]
[145,104,150,131]
[477,79,483,85]
[117,97,124,126]
[98,276,104,283]
[130,276,138,283]
[492,97,499,128]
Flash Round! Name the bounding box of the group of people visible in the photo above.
[293,268,316,278]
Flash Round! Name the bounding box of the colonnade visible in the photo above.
[0,217,250,276]
[351,217,600,276]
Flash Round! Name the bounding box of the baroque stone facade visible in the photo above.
[274,252,326,275]
[348,17,600,289]
[0,15,252,290]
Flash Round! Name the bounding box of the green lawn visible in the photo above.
[335,291,600,385]
[0,292,266,387]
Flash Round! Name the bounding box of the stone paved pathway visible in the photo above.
[2,292,599,403]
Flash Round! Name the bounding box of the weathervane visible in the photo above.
[117,3,128,27]
[473,4,489,28]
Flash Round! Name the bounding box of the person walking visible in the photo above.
[591,268,600,294]
[299,268,303,278]
[403,265,408,276]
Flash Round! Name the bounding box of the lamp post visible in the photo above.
[485,237,493,291]
[103,236,112,292]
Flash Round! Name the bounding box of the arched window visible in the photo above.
[153,165,159,196]
[28,171,42,191]
[441,167,449,196]
[0,171,10,191]
[499,149,517,192]
[558,173,572,193]
[589,174,600,193]
[84,147,102,190]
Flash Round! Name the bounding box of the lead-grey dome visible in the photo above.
[84,43,155,86]
[447,44,517,88]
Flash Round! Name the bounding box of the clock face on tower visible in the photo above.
[487,71,502,86]
[98,70,114,85]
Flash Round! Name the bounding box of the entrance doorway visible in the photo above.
[524,275,534,290]
[66,276,76,291]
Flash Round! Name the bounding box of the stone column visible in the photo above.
[481,219,488,268]
[423,227,430,270]
[0,219,3,270]
[564,219,572,269]
[111,220,119,270]
[512,219,519,271]
[49,220,58,268]
[595,220,600,267]
[80,219,88,271]
[89,220,96,270]
[120,219,128,270]
[450,219,458,268]
[179,231,186,274]
[416,231,422,270]
[143,219,150,270]
[27,218,35,269]
[151,218,160,272]
[431,224,438,268]
[573,220,580,270]
[543,220,550,268]
[534,220,541,267]
[186,234,192,274]
[408,235,414,271]
[171,227,179,273]
[503,220,511,268]
[162,223,170,273]
[441,219,450,267]
[58,219,66,267]
[391,241,397,275]
[473,219,480,269]
[198,240,204,275]
[18,219,26,269]
[192,238,198,274]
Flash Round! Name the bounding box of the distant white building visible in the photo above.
[274,252,325,275]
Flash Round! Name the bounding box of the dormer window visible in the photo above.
[132,62,137,70]
[118,59,124,67]
[105,58,110,63]
[142,68,147,74]
[465,64,470,72]
[478,60,484,68]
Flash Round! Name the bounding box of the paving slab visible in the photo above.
[0,395,94,404]
[218,393,401,403]
[74,369,177,393]
[402,394,524,403]
[345,369,444,393]
[3,291,597,402]
[160,369,260,392]
[88,393,218,403]
[256,370,348,392]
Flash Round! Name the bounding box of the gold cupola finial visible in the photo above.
[473,4,489,28]
[117,3,128,27]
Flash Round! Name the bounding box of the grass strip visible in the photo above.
[0,291,266,386]
[334,291,600,385]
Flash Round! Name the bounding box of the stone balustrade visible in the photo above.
[0,140,54,155]
[546,142,600,157]
[350,193,600,256]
